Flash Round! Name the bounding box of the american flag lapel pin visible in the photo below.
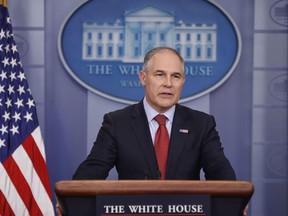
[179,129,189,134]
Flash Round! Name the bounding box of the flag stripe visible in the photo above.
[3,154,43,216]
[0,163,28,216]
[31,126,46,160]
[18,132,54,215]
[23,128,53,200]
[0,188,15,216]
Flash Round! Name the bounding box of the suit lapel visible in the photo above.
[166,105,190,179]
[130,101,159,176]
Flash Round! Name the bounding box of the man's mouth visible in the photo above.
[159,92,173,96]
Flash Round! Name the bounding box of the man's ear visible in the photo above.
[138,71,146,86]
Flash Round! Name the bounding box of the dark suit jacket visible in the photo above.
[73,101,236,180]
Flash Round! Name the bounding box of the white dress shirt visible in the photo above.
[143,97,175,144]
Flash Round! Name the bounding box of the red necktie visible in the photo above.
[154,114,169,180]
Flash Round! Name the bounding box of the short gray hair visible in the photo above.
[142,47,185,72]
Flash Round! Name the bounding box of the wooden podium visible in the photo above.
[54,180,254,216]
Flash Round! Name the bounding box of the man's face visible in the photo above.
[139,50,185,113]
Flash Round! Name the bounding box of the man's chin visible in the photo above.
[157,101,176,111]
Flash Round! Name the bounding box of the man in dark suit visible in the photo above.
[73,46,236,181]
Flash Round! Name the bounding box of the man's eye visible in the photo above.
[172,74,181,79]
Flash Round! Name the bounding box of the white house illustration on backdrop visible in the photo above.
[82,6,217,62]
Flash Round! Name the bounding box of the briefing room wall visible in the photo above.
[252,0,288,215]
[45,0,89,184]
[7,0,287,215]
[210,0,254,183]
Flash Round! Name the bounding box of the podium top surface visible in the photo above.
[54,180,254,197]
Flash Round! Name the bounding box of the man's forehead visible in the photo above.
[154,69,182,74]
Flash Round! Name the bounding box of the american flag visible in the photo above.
[0,1,54,215]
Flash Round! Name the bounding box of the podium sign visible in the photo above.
[55,180,254,216]
[96,194,210,216]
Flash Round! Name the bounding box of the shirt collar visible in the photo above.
[143,97,175,123]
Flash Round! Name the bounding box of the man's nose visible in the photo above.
[164,76,172,86]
